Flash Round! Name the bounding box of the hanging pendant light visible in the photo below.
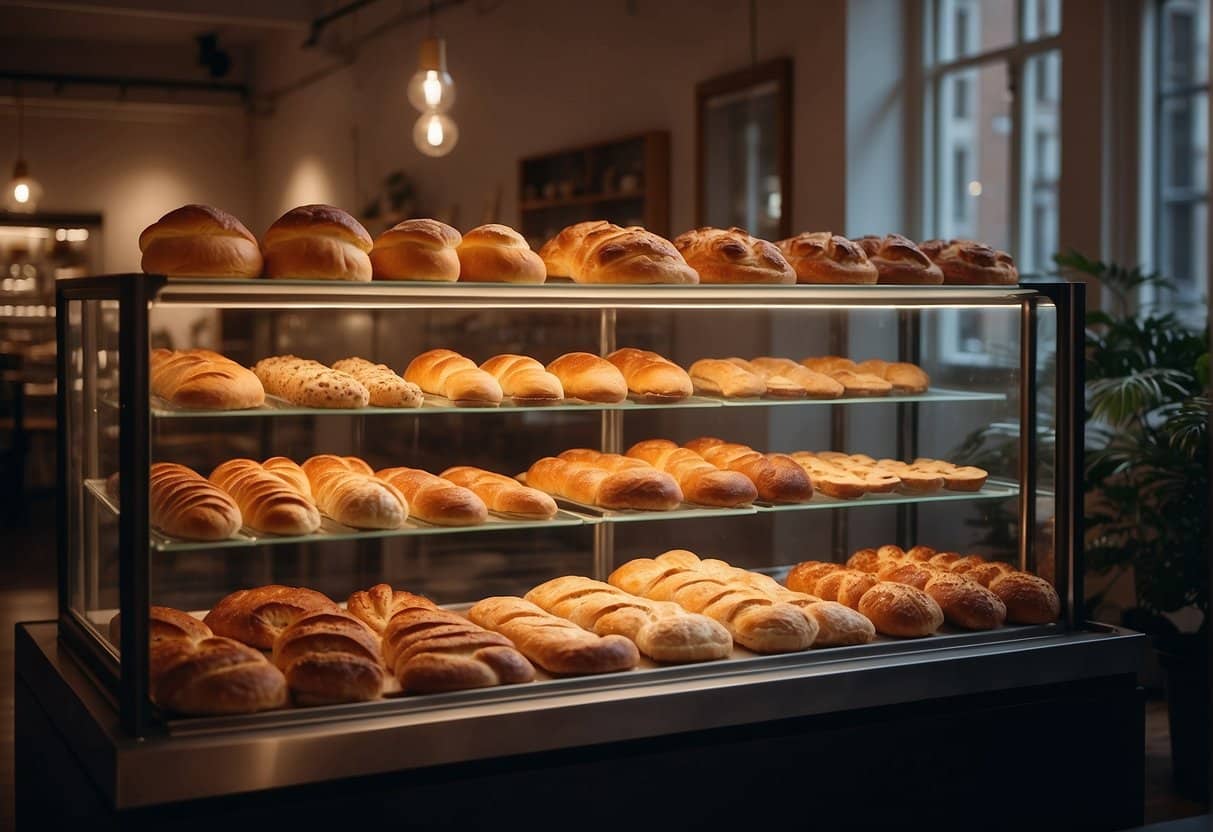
[410,2,457,157]
[5,90,42,213]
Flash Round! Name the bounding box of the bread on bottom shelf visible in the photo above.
[271,609,384,705]
[346,583,436,634]
[467,596,640,675]
[203,584,339,649]
[439,466,558,519]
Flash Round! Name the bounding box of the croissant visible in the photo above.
[301,454,409,529]
[539,220,699,284]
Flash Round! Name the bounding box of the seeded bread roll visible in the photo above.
[777,232,878,284]
[262,204,373,281]
[457,223,546,283]
[331,357,423,407]
[139,204,263,278]
[253,355,370,408]
[370,218,461,281]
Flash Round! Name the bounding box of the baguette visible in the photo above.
[151,348,265,410]
[609,551,818,652]
[546,352,628,403]
[403,348,503,406]
[150,462,243,541]
[605,347,693,402]
[272,609,384,705]
[301,454,409,529]
[682,437,814,503]
[467,596,640,675]
[209,457,321,536]
[525,453,683,510]
[203,584,338,649]
[525,576,732,663]
[480,354,564,403]
[331,357,424,407]
[375,466,487,526]
[252,355,370,408]
[625,439,757,507]
[687,358,767,398]
[439,466,557,519]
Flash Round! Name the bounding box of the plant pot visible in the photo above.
[1159,647,1210,803]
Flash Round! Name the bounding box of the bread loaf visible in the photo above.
[919,238,1019,285]
[253,355,370,408]
[798,356,893,396]
[625,438,757,507]
[525,576,732,663]
[263,204,373,281]
[852,359,930,394]
[606,347,693,401]
[457,223,546,283]
[150,632,288,715]
[209,458,321,536]
[263,456,313,499]
[525,451,683,510]
[789,453,870,499]
[989,572,1060,624]
[302,455,409,529]
[439,465,558,519]
[539,220,699,284]
[687,359,767,398]
[403,348,504,406]
[777,232,878,284]
[203,584,338,649]
[151,348,265,410]
[107,605,211,648]
[746,357,845,398]
[786,560,944,637]
[375,466,487,526]
[480,354,564,402]
[682,437,814,503]
[546,352,628,403]
[722,357,808,398]
[468,596,640,675]
[855,234,944,285]
[370,218,461,281]
[150,462,243,541]
[672,226,795,284]
[331,357,424,407]
[139,204,263,278]
[346,583,437,634]
[271,609,384,705]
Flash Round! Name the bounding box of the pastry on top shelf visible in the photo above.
[546,352,627,403]
[262,204,373,281]
[605,347,693,402]
[369,218,461,282]
[776,232,878,284]
[457,223,546,284]
[919,238,1019,285]
[139,204,263,278]
[539,220,699,284]
[854,234,944,285]
[151,347,266,410]
[404,348,503,406]
[672,226,795,284]
[479,354,564,403]
[331,357,424,407]
[253,355,370,409]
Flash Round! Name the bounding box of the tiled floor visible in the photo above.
[0,494,1206,828]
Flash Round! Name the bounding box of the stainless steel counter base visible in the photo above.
[16,620,1146,811]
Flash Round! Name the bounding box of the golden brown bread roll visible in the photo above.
[525,576,733,663]
[919,238,1019,285]
[922,572,1007,630]
[908,458,989,491]
[203,584,338,649]
[606,347,693,402]
[845,548,884,573]
[855,234,944,285]
[262,204,373,281]
[546,352,628,403]
[208,457,321,536]
[253,355,370,408]
[301,455,409,529]
[747,357,845,398]
[346,584,436,634]
[457,224,546,283]
[479,354,564,402]
[852,359,930,395]
[989,572,1060,624]
[813,569,880,608]
[788,453,869,499]
[272,609,384,705]
[150,462,243,541]
[672,226,795,284]
[139,204,262,278]
[404,348,504,406]
[785,560,843,594]
[687,359,767,398]
[439,466,557,519]
[777,232,878,284]
[151,348,265,410]
[468,596,640,675]
[962,561,1016,586]
[682,437,814,503]
[375,466,487,526]
[524,450,683,510]
[539,220,699,284]
[857,582,945,637]
[151,634,288,715]
[722,357,808,398]
[331,357,423,407]
[107,605,211,648]
[625,438,757,507]
[370,218,461,281]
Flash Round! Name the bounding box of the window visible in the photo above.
[1154,0,1209,312]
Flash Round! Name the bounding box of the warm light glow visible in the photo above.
[407,68,455,114]
[968,180,983,196]
[413,112,458,157]
[13,183,29,203]
[67,228,89,242]
[423,71,442,108]
[426,116,444,146]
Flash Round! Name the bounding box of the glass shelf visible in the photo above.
[753,479,1020,512]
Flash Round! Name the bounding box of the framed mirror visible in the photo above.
[695,58,792,240]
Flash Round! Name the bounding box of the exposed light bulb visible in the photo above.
[4,160,41,213]
[13,183,29,203]
[413,112,458,157]
[406,38,455,113]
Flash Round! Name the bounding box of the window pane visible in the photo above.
[1023,0,1062,40]
[1021,50,1061,274]
[1161,200,1209,302]
[937,0,1017,61]
[1160,94,1209,194]
[1161,0,1210,90]
[937,62,1011,250]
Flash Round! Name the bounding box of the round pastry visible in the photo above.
[370,218,461,281]
[857,582,944,638]
[139,204,262,277]
[845,547,883,573]
[785,560,843,595]
[457,223,546,283]
[923,572,1007,630]
[776,232,878,284]
[855,234,944,285]
[989,572,1061,624]
[262,204,373,281]
[672,227,795,284]
[918,238,1018,285]
[963,561,1016,586]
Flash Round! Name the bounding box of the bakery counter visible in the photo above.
[17,619,1146,827]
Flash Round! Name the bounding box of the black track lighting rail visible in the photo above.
[0,71,249,101]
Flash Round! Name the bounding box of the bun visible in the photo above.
[457,224,546,283]
[777,232,878,284]
[854,234,944,284]
[919,239,1018,285]
[857,582,945,637]
[253,355,370,408]
[746,357,845,398]
[546,352,628,403]
[682,437,813,503]
[262,204,373,281]
[151,633,287,715]
[404,348,504,406]
[203,584,338,649]
[480,354,564,402]
[539,220,698,284]
[625,438,757,507]
[923,572,1007,630]
[150,462,243,541]
[139,204,262,278]
[151,348,265,410]
[107,605,211,648]
[272,609,384,705]
[208,458,321,536]
[687,359,767,398]
[525,454,683,510]
[853,359,930,394]
[370,218,461,281]
[301,454,409,529]
[467,596,640,675]
[439,465,558,519]
[722,357,808,398]
[605,347,693,401]
[672,227,795,284]
[375,466,487,526]
[331,357,424,407]
[989,572,1060,624]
